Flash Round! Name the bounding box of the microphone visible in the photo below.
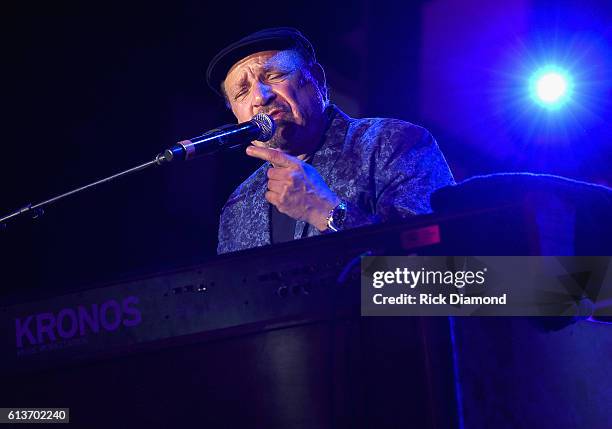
[160,113,275,162]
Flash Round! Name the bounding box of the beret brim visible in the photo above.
[205,27,316,97]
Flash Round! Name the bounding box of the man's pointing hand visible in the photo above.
[246,145,340,231]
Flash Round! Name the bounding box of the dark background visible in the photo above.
[1,0,611,300]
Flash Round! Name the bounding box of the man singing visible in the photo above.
[206,27,454,254]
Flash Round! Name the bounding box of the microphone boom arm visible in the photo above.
[1,157,164,229]
[0,113,274,230]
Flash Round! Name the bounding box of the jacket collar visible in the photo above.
[310,104,351,182]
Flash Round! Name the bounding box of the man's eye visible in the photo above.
[234,90,247,100]
[267,72,286,80]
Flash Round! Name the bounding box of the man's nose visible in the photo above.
[252,81,275,107]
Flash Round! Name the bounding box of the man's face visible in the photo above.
[223,50,326,156]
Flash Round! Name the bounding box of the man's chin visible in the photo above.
[265,138,290,151]
[264,122,296,150]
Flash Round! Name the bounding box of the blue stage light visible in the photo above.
[536,72,567,102]
[530,67,573,109]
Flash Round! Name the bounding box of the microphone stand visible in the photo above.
[0,154,168,230]
[0,113,273,230]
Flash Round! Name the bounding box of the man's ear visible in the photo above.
[220,81,232,110]
[310,62,328,101]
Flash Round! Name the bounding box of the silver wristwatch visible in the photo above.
[326,201,347,232]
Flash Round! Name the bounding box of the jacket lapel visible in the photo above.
[293,105,351,239]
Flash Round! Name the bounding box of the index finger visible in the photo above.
[246,145,297,168]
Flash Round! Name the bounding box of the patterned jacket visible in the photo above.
[217,105,454,254]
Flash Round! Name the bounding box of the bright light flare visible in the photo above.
[536,72,567,102]
[530,67,573,109]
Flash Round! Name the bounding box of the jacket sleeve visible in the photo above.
[216,186,245,254]
[343,120,454,230]
[217,197,235,255]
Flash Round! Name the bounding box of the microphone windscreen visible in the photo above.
[251,113,275,142]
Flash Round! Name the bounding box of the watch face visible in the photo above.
[333,202,347,228]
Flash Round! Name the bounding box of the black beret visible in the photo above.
[205,27,316,97]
